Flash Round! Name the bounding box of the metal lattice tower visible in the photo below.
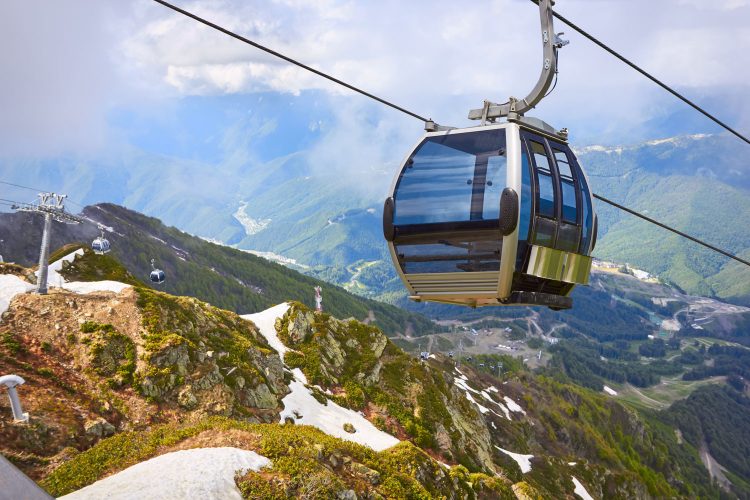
[13,193,83,294]
[314,286,323,312]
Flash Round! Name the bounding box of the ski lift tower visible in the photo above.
[314,286,323,312]
[14,193,83,294]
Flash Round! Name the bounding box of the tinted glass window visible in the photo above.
[393,131,506,225]
[530,141,555,218]
[534,217,556,247]
[398,235,501,273]
[537,171,555,217]
[482,155,507,219]
[553,150,573,178]
[560,179,577,223]
[576,160,593,254]
[552,147,577,224]
[518,152,532,242]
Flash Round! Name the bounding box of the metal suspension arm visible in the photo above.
[468,0,566,122]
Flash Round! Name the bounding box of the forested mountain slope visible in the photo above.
[0,204,434,337]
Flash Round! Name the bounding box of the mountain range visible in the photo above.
[1,132,748,307]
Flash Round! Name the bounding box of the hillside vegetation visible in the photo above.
[0,252,736,498]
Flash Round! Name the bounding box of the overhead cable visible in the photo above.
[0,180,43,193]
[593,193,750,268]
[153,0,750,270]
[152,0,430,122]
[530,0,750,146]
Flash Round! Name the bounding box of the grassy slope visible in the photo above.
[595,176,750,299]
[42,419,512,499]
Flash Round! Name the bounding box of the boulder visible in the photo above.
[84,418,116,439]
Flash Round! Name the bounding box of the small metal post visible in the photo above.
[36,212,52,294]
[0,375,29,422]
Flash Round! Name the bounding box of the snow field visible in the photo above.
[60,447,270,500]
[1,250,131,320]
[454,369,520,421]
[39,249,132,294]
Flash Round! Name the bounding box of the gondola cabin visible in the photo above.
[91,237,110,254]
[383,118,597,309]
[149,258,165,284]
[150,268,165,284]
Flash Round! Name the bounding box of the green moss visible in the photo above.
[58,247,142,286]
[1,331,25,355]
[274,304,482,468]
[80,322,136,387]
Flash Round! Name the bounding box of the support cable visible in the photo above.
[152,0,430,123]
[593,193,750,268]
[121,2,750,270]
[530,0,750,146]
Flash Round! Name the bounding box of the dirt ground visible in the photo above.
[0,286,157,479]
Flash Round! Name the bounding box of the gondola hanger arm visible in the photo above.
[468,0,566,122]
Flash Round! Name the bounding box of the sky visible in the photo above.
[0,0,749,195]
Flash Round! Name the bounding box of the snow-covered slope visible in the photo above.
[280,369,400,451]
[572,476,595,500]
[241,303,291,356]
[242,303,400,452]
[60,447,269,500]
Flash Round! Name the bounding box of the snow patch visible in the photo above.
[503,396,526,415]
[241,303,291,355]
[0,275,35,316]
[44,248,83,285]
[291,367,308,386]
[464,392,490,414]
[495,403,511,420]
[62,281,131,294]
[495,446,534,473]
[60,447,269,500]
[243,303,398,451]
[572,476,594,500]
[280,377,398,451]
[603,385,618,396]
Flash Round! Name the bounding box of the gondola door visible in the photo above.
[517,130,590,292]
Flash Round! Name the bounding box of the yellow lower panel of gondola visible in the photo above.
[525,245,591,285]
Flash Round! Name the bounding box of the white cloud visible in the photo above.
[118,0,750,135]
[1,0,748,159]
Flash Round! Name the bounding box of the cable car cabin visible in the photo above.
[150,269,165,284]
[91,237,110,254]
[383,118,597,310]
